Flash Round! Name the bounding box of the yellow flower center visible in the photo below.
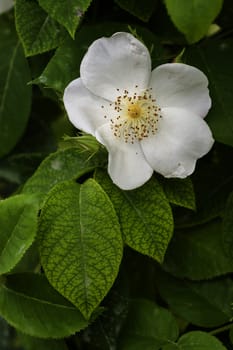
[102,86,161,143]
[127,104,141,119]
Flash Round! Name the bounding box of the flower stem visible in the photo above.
[209,323,233,335]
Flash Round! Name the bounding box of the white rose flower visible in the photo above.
[0,0,13,14]
[64,32,214,190]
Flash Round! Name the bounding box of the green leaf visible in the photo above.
[22,147,105,196]
[38,0,92,38]
[119,299,179,350]
[222,191,233,260]
[0,194,40,275]
[95,169,173,262]
[115,0,158,22]
[0,273,87,338]
[0,19,31,158]
[38,180,123,319]
[184,40,233,147]
[157,270,233,328]
[15,0,66,56]
[164,0,223,43]
[163,331,226,350]
[33,36,81,92]
[18,333,68,350]
[161,177,196,210]
[35,22,165,92]
[163,220,233,280]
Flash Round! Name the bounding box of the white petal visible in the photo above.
[141,107,214,178]
[96,124,153,190]
[0,0,13,13]
[63,78,111,136]
[80,32,151,101]
[150,63,211,118]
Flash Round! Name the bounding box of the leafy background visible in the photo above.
[1,0,233,349]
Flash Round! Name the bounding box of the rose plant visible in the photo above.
[0,0,233,349]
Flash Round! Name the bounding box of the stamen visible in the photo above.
[104,87,161,143]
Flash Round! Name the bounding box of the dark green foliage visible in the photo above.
[0,0,233,349]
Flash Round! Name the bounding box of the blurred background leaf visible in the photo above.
[0,19,31,158]
[185,39,233,147]
[164,0,223,43]
[15,0,67,56]
[38,0,93,38]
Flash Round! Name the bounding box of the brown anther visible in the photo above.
[108,85,160,143]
